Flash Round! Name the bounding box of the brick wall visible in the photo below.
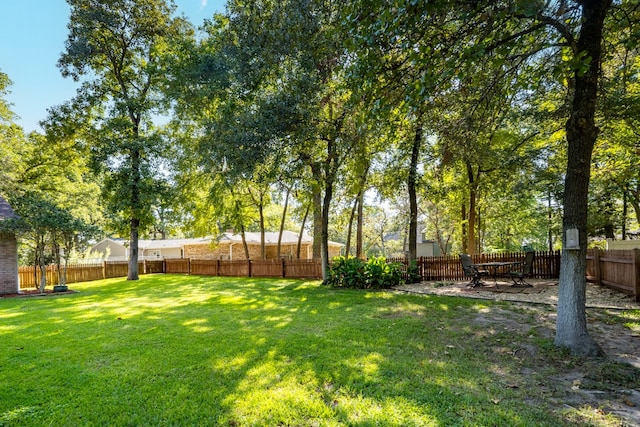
[183,242,319,260]
[183,243,230,259]
[0,232,18,294]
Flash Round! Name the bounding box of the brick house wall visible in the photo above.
[183,243,232,260]
[183,241,342,260]
[0,196,19,294]
[0,232,18,294]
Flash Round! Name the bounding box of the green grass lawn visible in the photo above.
[0,275,637,426]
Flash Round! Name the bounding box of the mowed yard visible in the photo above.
[1,275,639,426]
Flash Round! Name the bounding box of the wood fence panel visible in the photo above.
[165,258,190,274]
[284,260,322,279]
[218,260,250,277]
[251,260,284,277]
[587,249,639,299]
[18,266,33,288]
[18,265,59,288]
[190,260,218,276]
[18,266,39,289]
[144,260,165,274]
[104,261,128,278]
[64,264,104,283]
[20,263,107,289]
[386,251,561,282]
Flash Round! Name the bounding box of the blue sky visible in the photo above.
[0,0,226,134]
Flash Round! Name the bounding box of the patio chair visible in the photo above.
[509,251,535,287]
[459,254,489,288]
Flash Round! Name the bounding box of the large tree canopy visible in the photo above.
[55,0,192,279]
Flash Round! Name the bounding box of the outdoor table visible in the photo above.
[473,262,521,285]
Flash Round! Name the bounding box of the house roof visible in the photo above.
[219,231,344,247]
[93,237,212,250]
[0,196,18,220]
[138,237,212,250]
[220,231,307,245]
[93,232,343,250]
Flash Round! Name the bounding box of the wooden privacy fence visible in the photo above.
[20,250,640,301]
[587,248,640,301]
[165,258,322,279]
[19,253,559,289]
[388,251,561,282]
[18,260,163,289]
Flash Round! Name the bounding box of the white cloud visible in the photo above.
[201,0,207,8]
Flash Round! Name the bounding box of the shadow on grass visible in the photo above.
[0,275,597,426]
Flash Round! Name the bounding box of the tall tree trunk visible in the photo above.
[321,184,333,281]
[321,143,337,281]
[555,0,610,357]
[259,199,266,260]
[128,217,140,280]
[548,190,554,251]
[407,115,422,264]
[629,193,640,226]
[466,162,478,255]
[622,190,627,240]
[345,197,358,258]
[277,188,290,259]
[461,202,467,253]
[356,189,364,259]
[311,163,323,260]
[62,256,68,286]
[53,240,61,286]
[37,236,46,293]
[240,222,250,260]
[297,204,310,259]
[127,148,141,280]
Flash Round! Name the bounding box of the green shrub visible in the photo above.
[406,260,423,284]
[327,256,404,289]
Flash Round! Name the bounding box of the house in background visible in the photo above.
[90,238,128,261]
[90,231,343,261]
[404,230,450,257]
[184,231,343,260]
[606,231,640,250]
[0,196,19,294]
[90,237,211,261]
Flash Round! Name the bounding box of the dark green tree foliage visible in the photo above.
[3,193,94,292]
[177,0,354,279]
[56,0,191,279]
[595,4,640,232]
[345,0,622,356]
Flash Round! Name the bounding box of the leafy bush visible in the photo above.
[327,256,404,289]
[406,260,423,284]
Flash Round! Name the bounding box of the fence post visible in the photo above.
[102,261,107,279]
[593,248,601,286]
[633,249,640,302]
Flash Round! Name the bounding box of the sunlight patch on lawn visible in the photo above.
[344,352,384,380]
[0,406,42,425]
[0,311,25,320]
[182,318,212,333]
[212,354,252,374]
[223,379,333,426]
[262,314,292,328]
[377,301,427,318]
[335,394,437,426]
